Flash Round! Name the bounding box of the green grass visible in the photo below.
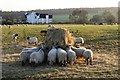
[2,24,118,50]
[2,24,118,54]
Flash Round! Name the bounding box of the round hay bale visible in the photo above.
[44,28,74,52]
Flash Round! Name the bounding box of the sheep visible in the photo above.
[47,46,57,65]
[27,37,38,45]
[74,37,84,46]
[48,25,56,30]
[12,34,18,42]
[71,46,86,58]
[57,47,67,66]
[20,44,44,66]
[66,45,76,65]
[29,48,45,67]
[83,49,93,65]
[20,50,36,66]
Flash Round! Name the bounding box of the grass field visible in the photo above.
[1,24,119,79]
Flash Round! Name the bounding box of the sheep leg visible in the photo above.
[70,61,74,65]
[49,61,53,66]
[60,60,64,66]
[82,43,84,46]
[85,58,89,65]
[22,61,25,66]
[64,60,67,66]
[34,42,36,45]
[90,59,92,65]
[27,42,30,47]
[74,57,77,64]
[53,61,56,65]
[59,61,63,66]
[35,42,37,46]
[47,61,50,65]
[30,62,36,67]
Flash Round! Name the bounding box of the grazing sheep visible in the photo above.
[66,45,76,65]
[71,46,86,58]
[74,37,84,46]
[12,34,18,42]
[47,46,57,65]
[48,25,56,30]
[83,49,93,65]
[57,48,67,66]
[27,37,38,45]
[29,48,45,67]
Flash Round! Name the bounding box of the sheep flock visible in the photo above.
[20,25,94,67]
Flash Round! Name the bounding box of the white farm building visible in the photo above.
[25,12,53,24]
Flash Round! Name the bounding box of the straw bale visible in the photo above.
[44,28,74,52]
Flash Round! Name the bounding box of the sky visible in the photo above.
[0,0,120,11]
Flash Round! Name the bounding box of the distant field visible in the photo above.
[53,14,69,23]
[1,24,119,79]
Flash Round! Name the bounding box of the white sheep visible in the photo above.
[74,37,84,45]
[20,50,35,66]
[66,45,76,65]
[57,48,67,66]
[29,48,45,67]
[20,45,43,66]
[47,46,57,65]
[83,49,93,65]
[71,46,86,58]
[12,34,18,42]
[27,37,38,45]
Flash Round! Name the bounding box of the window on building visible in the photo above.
[49,15,53,18]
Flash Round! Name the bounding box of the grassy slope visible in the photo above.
[1,24,119,79]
